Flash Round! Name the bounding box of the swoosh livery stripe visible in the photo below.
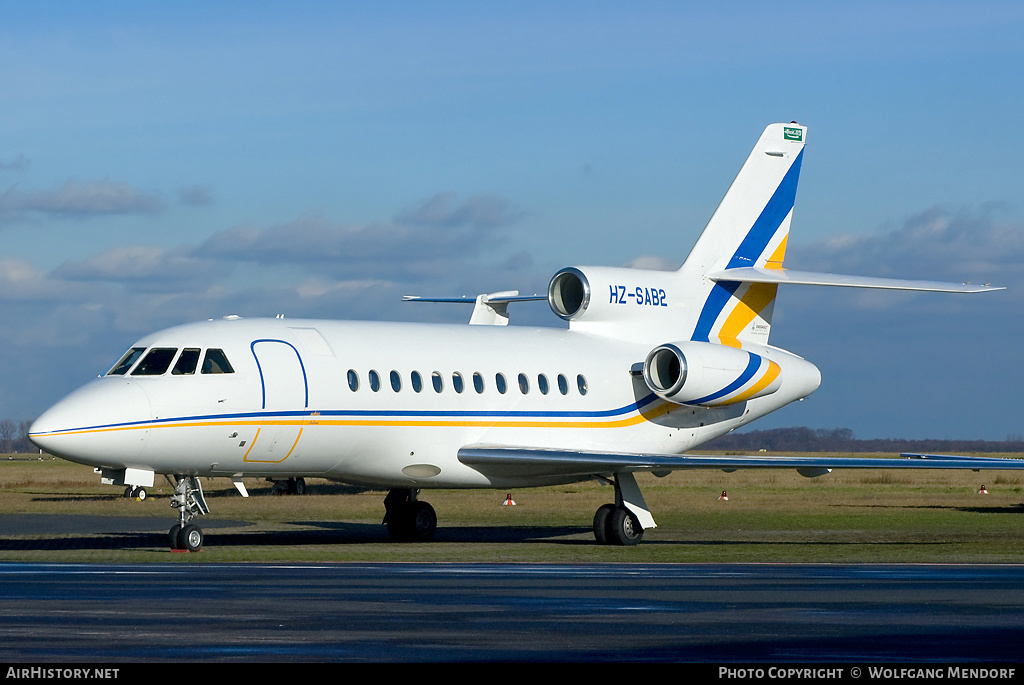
[692,149,803,344]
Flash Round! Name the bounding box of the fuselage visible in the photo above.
[29,315,820,489]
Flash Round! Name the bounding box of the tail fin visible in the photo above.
[545,122,994,346]
[683,123,806,348]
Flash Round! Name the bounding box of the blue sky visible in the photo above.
[2,1,1023,440]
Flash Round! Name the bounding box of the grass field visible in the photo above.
[2,453,1024,564]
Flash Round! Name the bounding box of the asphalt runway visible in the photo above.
[1,562,1023,663]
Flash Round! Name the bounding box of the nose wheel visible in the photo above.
[169,522,205,552]
[168,475,209,552]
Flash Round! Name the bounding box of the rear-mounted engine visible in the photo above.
[642,341,781,406]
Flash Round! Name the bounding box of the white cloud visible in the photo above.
[788,204,1024,286]
[197,193,527,281]
[395,192,525,229]
[0,178,164,223]
[53,245,223,291]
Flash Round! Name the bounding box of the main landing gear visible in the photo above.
[383,488,437,542]
[168,475,210,552]
[592,472,654,546]
[269,477,307,495]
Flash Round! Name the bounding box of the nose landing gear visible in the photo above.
[168,475,210,552]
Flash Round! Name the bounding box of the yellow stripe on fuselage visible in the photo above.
[33,399,681,438]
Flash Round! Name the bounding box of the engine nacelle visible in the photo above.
[547,265,679,329]
[642,341,782,407]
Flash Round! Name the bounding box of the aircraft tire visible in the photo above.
[179,524,204,552]
[593,503,616,545]
[608,507,643,546]
[386,501,437,542]
[409,501,437,541]
[168,524,182,550]
[134,487,147,501]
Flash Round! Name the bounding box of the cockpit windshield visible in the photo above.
[172,348,201,375]
[202,348,234,374]
[132,348,178,376]
[107,347,146,375]
[107,346,235,376]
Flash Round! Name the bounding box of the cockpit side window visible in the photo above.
[132,348,178,376]
[172,348,202,375]
[201,348,235,374]
[107,347,146,375]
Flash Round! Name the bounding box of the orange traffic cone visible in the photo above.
[718,490,728,501]
[503,493,516,506]
[979,485,989,494]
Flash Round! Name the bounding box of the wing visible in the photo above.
[458,445,1024,480]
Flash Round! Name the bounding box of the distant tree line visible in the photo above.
[703,427,1024,453]
[0,419,36,453]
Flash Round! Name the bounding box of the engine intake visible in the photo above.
[548,267,591,321]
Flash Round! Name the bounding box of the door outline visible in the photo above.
[244,339,309,464]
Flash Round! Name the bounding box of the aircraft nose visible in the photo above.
[29,378,152,466]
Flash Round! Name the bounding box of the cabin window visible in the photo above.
[517,373,529,394]
[133,348,178,376]
[473,372,484,393]
[201,349,235,374]
[108,347,146,375]
[537,374,549,395]
[495,373,507,394]
[411,371,423,393]
[172,348,201,375]
[557,374,569,395]
[347,369,359,391]
[431,371,443,393]
[577,374,588,395]
[390,370,402,392]
[452,372,465,394]
[369,370,381,392]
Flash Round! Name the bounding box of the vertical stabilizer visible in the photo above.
[684,123,805,347]
[544,123,806,346]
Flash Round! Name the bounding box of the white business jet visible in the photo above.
[28,123,1022,551]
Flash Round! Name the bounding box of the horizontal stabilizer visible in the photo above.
[708,267,1003,293]
[402,291,546,304]
[403,291,546,326]
[459,445,1024,479]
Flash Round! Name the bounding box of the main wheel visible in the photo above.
[608,507,644,546]
[593,503,616,545]
[179,524,204,552]
[408,501,437,541]
[386,500,437,541]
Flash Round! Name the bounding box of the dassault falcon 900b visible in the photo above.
[29,123,1023,551]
